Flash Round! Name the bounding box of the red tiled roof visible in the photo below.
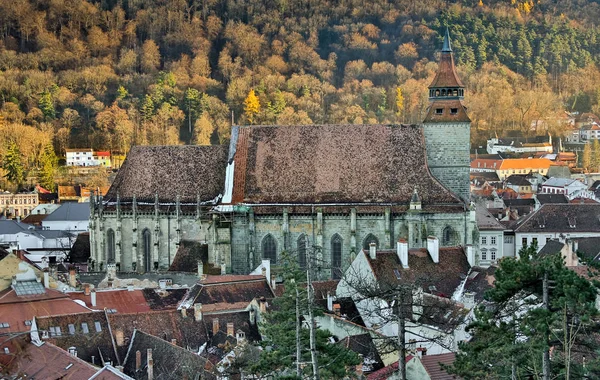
[0,289,90,334]
[95,151,111,157]
[366,356,414,380]
[68,289,152,314]
[1,339,97,379]
[200,275,266,284]
[420,352,458,379]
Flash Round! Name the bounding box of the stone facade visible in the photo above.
[423,122,471,202]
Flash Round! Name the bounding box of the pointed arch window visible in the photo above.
[297,234,307,268]
[106,229,115,263]
[362,234,379,250]
[142,229,152,272]
[442,226,455,246]
[262,234,277,264]
[331,234,343,279]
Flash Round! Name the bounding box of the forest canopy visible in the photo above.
[1,0,600,167]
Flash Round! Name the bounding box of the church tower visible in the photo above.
[422,29,471,202]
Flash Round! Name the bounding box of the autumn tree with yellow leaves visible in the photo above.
[244,89,260,125]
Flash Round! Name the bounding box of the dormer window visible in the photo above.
[435,108,443,115]
[450,108,458,115]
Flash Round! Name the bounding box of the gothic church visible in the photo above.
[90,31,475,279]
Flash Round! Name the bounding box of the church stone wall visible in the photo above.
[90,212,218,273]
[230,209,475,279]
[423,122,471,202]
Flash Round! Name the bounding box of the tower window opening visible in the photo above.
[441,89,446,96]
[435,108,443,115]
[450,108,458,115]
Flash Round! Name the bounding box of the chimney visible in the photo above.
[135,350,142,371]
[194,303,203,321]
[261,259,271,285]
[427,236,439,263]
[227,322,234,337]
[107,263,117,280]
[397,239,409,268]
[463,292,475,310]
[84,283,90,296]
[333,303,341,317]
[466,245,475,267]
[147,349,153,380]
[91,355,95,365]
[259,297,267,313]
[270,274,277,291]
[327,291,333,312]
[68,346,77,357]
[43,270,49,288]
[212,318,220,335]
[69,268,76,288]
[220,262,226,275]
[90,289,97,307]
[369,242,377,260]
[197,260,203,278]
[171,338,177,346]
[181,308,187,318]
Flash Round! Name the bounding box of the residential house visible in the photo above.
[579,123,600,141]
[486,134,552,155]
[504,175,533,194]
[476,204,507,266]
[470,158,503,173]
[514,204,600,255]
[59,185,109,203]
[42,202,90,232]
[66,149,95,167]
[496,158,553,180]
[535,194,569,208]
[540,177,588,200]
[337,238,475,355]
[0,191,39,218]
[94,151,112,167]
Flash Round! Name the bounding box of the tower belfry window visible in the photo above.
[450,108,458,115]
[435,108,443,115]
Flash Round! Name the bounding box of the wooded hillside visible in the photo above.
[1,0,600,168]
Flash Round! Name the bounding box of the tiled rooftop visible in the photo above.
[231,124,463,206]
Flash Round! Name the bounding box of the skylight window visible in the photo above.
[81,323,89,334]
[68,324,75,335]
[393,269,401,280]
[94,322,102,332]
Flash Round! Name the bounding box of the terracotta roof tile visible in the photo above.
[1,338,98,379]
[69,289,152,313]
[233,124,462,206]
[420,352,458,379]
[498,158,552,171]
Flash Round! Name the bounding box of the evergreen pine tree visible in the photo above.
[38,144,57,192]
[2,141,25,187]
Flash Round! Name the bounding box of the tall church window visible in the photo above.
[362,234,379,250]
[297,234,307,268]
[142,229,152,272]
[262,234,277,264]
[331,234,343,279]
[106,229,115,263]
[442,226,455,246]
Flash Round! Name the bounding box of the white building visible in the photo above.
[486,135,553,155]
[540,177,589,200]
[514,204,600,255]
[65,149,95,167]
[41,202,90,232]
[476,204,507,266]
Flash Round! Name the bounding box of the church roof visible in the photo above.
[105,145,228,204]
[230,124,463,206]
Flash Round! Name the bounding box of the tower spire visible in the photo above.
[442,27,452,52]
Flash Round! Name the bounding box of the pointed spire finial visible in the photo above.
[442,27,452,52]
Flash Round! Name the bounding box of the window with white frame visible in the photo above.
[491,249,496,261]
[491,236,496,245]
[481,249,487,261]
[481,236,487,245]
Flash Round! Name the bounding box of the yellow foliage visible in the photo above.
[478,0,483,6]
[244,89,260,124]
[194,114,214,145]
[395,87,404,115]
